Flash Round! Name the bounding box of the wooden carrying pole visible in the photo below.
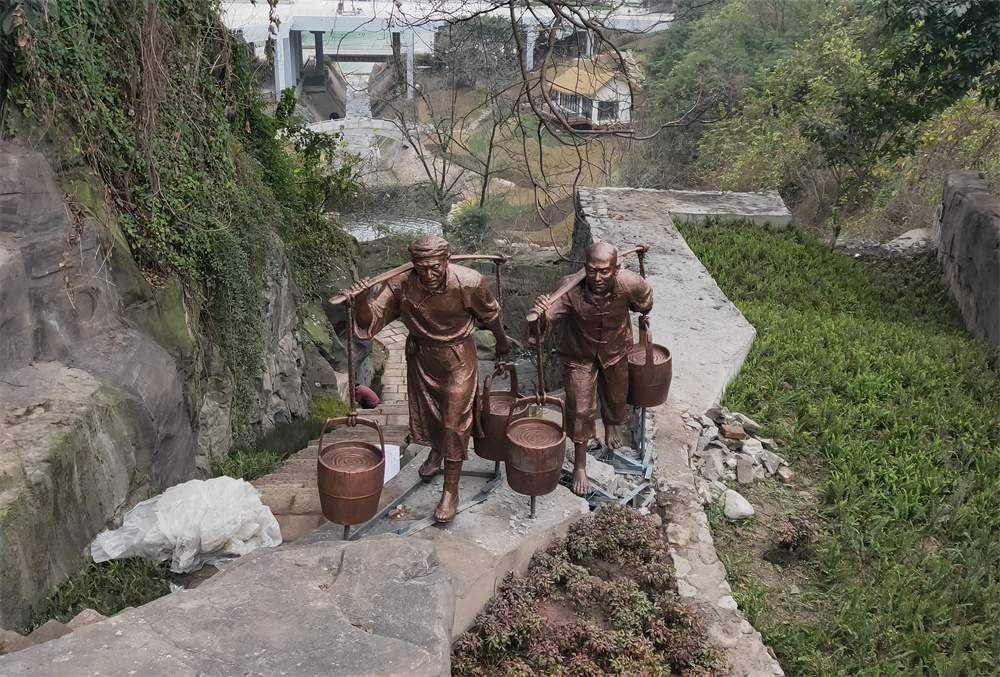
[327,254,509,306]
[524,245,648,324]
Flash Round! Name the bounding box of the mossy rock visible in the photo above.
[122,277,196,362]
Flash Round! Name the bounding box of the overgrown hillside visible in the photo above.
[630,0,1000,239]
[0,0,356,440]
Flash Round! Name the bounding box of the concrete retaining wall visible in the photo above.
[937,171,1000,346]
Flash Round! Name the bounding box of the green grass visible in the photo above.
[28,559,173,631]
[679,222,1000,676]
[313,394,350,421]
[211,448,283,481]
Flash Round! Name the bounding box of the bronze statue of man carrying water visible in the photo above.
[348,235,510,522]
[528,241,653,495]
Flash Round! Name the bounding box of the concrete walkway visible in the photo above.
[577,187,784,676]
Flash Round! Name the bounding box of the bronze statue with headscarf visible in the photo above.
[348,235,510,522]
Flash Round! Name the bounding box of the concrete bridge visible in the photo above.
[305,117,432,142]
[221,0,672,96]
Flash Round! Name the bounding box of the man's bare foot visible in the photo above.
[605,424,624,449]
[572,465,591,495]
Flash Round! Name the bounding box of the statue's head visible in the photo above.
[409,235,451,293]
[584,241,618,296]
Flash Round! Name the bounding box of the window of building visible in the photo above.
[597,100,617,121]
[558,92,581,114]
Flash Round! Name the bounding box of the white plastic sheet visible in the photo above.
[91,477,282,573]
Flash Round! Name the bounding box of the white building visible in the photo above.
[547,53,642,130]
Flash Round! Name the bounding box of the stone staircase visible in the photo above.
[252,320,411,541]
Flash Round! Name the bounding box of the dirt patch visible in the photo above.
[707,457,828,630]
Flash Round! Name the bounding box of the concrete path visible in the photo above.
[577,187,784,676]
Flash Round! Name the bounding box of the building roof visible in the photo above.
[547,53,643,98]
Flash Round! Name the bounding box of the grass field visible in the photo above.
[679,222,1000,676]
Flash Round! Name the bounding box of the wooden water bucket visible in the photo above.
[317,417,386,526]
[627,325,672,408]
[505,395,566,496]
[474,363,520,462]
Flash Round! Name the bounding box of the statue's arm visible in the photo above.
[630,276,654,316]
[469,276,511,356]
[526,291,568,345]
[352,280,400,340]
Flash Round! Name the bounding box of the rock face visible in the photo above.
[255,238,310,430]
[0,146,196,627]
[0,145,311,627]
[938,170,1000,346]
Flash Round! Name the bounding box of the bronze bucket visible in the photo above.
[627,324,672,408]
[504,395,566,496]
[316,416,386,526]
[474,363,520,462]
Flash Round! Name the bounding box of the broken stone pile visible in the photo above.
[682,406,793,519]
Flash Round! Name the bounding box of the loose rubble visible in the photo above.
[681,406,791,520]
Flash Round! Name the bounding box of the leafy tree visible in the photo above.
[881,0,1000,109]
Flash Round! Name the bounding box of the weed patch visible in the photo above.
[453,505,725,676]
[680,222,1000,675]
[211,448,282,481]
[313,394,350,421]
[28,559,173,631]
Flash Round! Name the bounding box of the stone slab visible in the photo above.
[306,452,589,636]
[637,188,792,227]
[0,538,453,677]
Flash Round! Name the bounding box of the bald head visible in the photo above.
[586,241,618,266]
[584,241,619,296]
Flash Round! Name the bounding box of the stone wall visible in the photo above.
[937,171,1000,346]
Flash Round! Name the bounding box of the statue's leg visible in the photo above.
[565,364,597,496]
[434,460,463,522]
[418,447,444,480]
[572,441,591,495]
[598,358,629,450]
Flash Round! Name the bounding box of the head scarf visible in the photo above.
[409,235,450,260]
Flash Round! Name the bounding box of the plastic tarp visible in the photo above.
[91,477,282,573]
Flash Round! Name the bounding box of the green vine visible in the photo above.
[1,0,360,441]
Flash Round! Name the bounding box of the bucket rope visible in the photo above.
[345,296,358,426]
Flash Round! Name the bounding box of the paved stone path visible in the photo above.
[251,320,411,541]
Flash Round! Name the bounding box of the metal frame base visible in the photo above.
[343,461,503,540]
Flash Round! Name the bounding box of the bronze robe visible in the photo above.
[533,269,653,442]
[356,264,501,461]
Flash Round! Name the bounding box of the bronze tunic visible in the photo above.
[355,264,501,461]
[533,269,653,442]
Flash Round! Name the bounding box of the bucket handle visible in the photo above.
[505,394,565,433]
[318,416,386,460]
[476,362,521,428]
[483,361,520,416]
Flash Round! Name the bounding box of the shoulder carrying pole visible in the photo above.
[328,253,510,306]
[525,244,649,324]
